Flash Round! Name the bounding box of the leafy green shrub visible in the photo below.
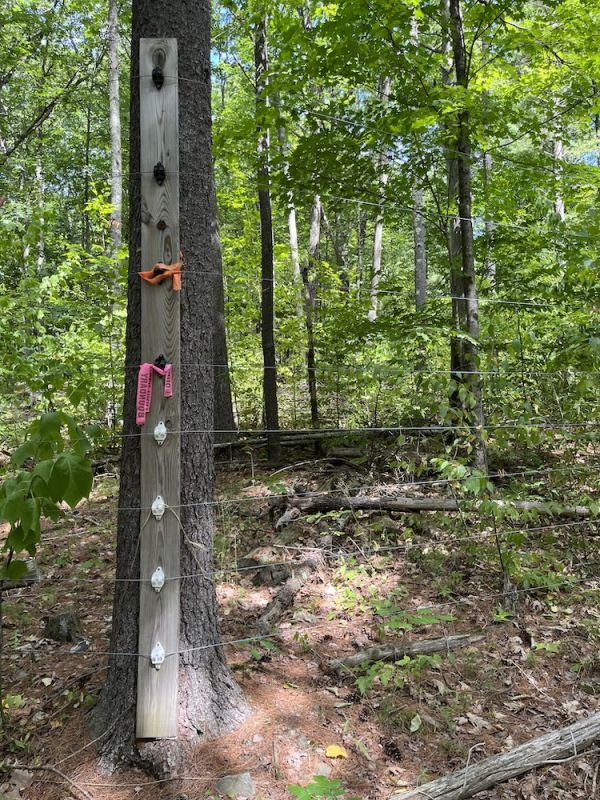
[1,412,93,580]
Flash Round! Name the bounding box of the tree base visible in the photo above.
[89,659,249,778]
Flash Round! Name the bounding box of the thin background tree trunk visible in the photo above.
[413,188,427,310]
[212,213,237,442]
[302,194,321,430]
[368,75,391,322]
[449,0,487,473]
[108,0,122,252]
[255,15,280,460]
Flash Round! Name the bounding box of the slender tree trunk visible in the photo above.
[553,136,566,221]
[82,102,92,250]
[449,0,487,473]
[254,16,280,460]
[410,17,427,313]
[441,0,466,402]
[413,188,427,310]
[88,0,248,772]
[108,0,122,252]
[482,151,496,285]
[35,141,45,273]
[302,194,321,429]
[356,204,366,298]
[322,205,349,287]
[273,95,302,315]
[212,212,237,442]
[368,75,391,322]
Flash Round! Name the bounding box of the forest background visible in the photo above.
[0,0,598,459]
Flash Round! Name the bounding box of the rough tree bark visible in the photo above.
[88,0,248,774]
[254,15,280,461]
[368,76,391,323]
[448,0,487,473]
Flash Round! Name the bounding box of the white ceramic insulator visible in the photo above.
[151,566,165,592]
[150,641,165,670]
[154,420,167,445]
[151,495,166,520]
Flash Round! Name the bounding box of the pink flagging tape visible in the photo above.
[136,363,173,425]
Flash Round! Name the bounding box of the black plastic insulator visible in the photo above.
[152,65,164,90]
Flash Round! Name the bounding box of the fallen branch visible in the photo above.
[390,710,600,800]
[327,633,483,672]
[256,560,317,632]
[275,493,593,519]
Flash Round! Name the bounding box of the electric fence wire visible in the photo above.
[8,515,597,586]
[7,569,600,664]
[23,462,597,525]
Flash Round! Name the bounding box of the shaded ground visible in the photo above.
[2,448,600,800]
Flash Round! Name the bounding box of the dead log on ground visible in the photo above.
[255,560,317,632]
[273,494,593,519]
[328,633,483,672]
[390,710,600,800]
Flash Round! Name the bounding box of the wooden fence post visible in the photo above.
[136,37,180,739]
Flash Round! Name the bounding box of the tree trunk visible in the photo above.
[88,1,248,773]
[108,0,122,252]
[413,188,427,310]
[302,194,321,430]
[553,135,566,221]
[482,151,496,285]
[368,76,391,323]
[255,16,280,461]
[448,0,487,473]
[356,204,366,298]
[212,212,237,442]
[273,94,302,316]
[441,1,466,397]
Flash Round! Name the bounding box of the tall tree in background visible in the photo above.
[368,76,391,323]
[302,193,321,429]
[254,13,280,459]
[107,0,122,252]
[449,0,487,472]
[89,0,248,771]
[213,214,237,442]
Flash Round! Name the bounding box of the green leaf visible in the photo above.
[49,453,93,508]
[2,559,29,580]
[1,489,28,525]
[11,439,38,467]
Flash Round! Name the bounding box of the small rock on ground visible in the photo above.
[216,772,256,799]
[44,611,82,642]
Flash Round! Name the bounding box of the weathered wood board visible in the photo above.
[136,37,180,739]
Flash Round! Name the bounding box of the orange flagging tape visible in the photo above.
[139,256,182,291]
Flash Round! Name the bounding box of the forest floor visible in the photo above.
[2,442,600,800]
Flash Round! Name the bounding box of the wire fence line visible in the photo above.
[24,462,596,519]
[8,570,600,665]
[7,516,597,588]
